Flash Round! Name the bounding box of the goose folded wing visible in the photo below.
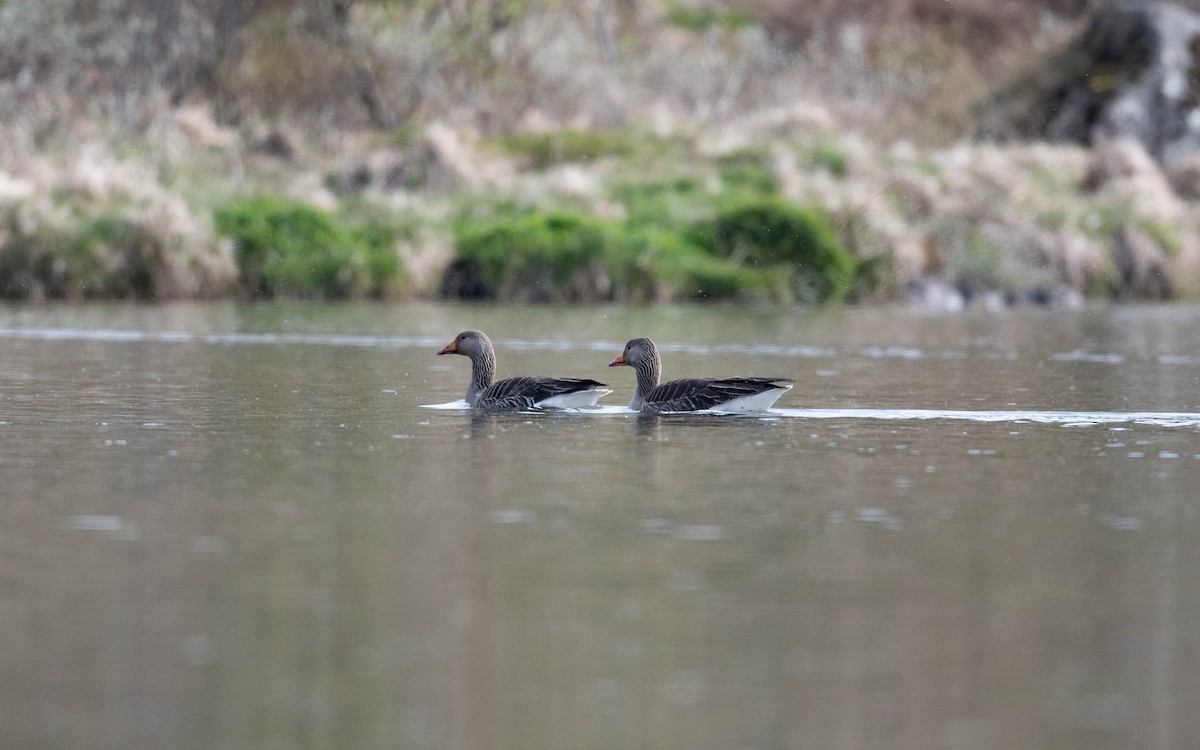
[644,377,793,412]
[478,376,607,410]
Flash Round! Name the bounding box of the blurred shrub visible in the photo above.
[448,209,797,303]
[0,214,106,300]
[611,227,775,302]
[213,196,403,299]
[614,176,710,232]
[447,212,619,301]
[688,198,857,302]
[0,209,234,300]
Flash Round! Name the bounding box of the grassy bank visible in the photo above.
[1,1,1197,305]
[3,119,1197,305]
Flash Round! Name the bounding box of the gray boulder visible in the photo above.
[977,2,1200,167]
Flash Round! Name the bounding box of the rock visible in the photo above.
[977,3,1200,163]
[379,143,461,192]
[0,171,35,203]
[327,164,372,195]
[1006,285,1085,308]
[967,289,1007,312]
[251,129,299,161]
[327,142,459,195]
[905,275,965,311]
[328,124,516,195]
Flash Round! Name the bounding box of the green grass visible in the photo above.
[213,196,404,299]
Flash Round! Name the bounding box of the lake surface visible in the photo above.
[1,301,1199,750]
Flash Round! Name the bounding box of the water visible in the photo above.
[1,302,1199,749]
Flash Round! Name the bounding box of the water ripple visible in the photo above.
[0,327,447,349]
[3,328,1198,372]
[419,402,1200,426]
[771,408,1200,427]
[1050,351,1126,364]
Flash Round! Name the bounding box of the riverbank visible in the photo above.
[2,1,1197,306]
[3,115,1195,307]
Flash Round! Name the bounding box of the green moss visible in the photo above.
[213,196,403,299]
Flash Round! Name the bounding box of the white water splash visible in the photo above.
[419,400,472,410]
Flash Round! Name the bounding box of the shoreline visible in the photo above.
[2,123,1196,308]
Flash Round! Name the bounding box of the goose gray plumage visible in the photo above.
[438,330,611,410]
[608,337,792,413]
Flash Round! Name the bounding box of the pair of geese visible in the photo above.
[437,330,792,413]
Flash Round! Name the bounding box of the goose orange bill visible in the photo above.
[608,354,626,366]
[437,339,457,355]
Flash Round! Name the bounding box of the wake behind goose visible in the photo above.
[770,408,1200,427]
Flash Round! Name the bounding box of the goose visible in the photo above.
[608,337,792,413]
[437,330,611,409]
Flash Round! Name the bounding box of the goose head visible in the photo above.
[438,330,492,359]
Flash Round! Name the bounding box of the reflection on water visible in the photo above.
[1,302,1200,750]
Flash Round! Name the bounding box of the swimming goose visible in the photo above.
[608,337,792,413]
[437,330,611,409]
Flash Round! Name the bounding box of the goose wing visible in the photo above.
[643,377,793,413]
[477,376,608,410]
